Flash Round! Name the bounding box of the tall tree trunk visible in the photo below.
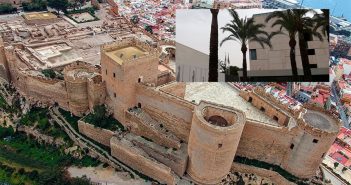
[208,9,219,82]
[289,38,298,81]
[241,44,248,81]
[298,33,312,81]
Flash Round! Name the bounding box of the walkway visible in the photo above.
[49,107,139,179]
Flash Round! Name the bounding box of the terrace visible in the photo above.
[105,46,147,65]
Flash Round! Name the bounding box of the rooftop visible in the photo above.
[303,110,339,132]
[105,46,147,65]
[23,12,57,20]
[184,82,279,126]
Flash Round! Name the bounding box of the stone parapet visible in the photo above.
[110,136,178,185]
[125,109,181,149]
[78,121,115,147]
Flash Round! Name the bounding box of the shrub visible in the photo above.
[42,69,57,79]
[0,3,17,14]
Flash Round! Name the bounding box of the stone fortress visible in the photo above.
[0,12,341,185]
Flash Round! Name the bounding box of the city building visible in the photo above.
[175,42,225,82]
[243,11,329,81]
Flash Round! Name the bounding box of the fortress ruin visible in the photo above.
[0,15,340,185]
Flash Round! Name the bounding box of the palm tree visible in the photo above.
[220,9,272,81]
[208,9,219,82]
[313,9,329,41]
[266,9,323,81]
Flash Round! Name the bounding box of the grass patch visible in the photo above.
[19,107,49,127]
[83,105,125,131]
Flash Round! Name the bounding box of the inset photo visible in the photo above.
[176,8,330,82]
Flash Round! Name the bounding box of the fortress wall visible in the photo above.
[64,62,101,116]
[157,72,175,86]
[240,90,291,126]
[25,75,69,108]
[158,82,186,98]
[125,111,181,149]
[110,136,177,185]
[231,163,295,185]
[4,46,68,108]
[131,136,188,177]
[78,121,115,147]
[236,120,296,166]
[87,75,106,111]
[135,84,195,142]
[65,79,89,116]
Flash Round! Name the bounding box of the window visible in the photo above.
[307,49,315,55]
[290,144,294,149]
[313,139,319,143]
[137,103,141,108]
[249,49,257,60]
[105,69,107,75]
[114,93,116,98]
[310,64,317,68]
[260,107,265,112]
[322,153,325,158]
[273,116,279,122]
[218,143,222,148]
[113,73,116,78]
[192,70,195,82]
[304,32,313,41]
[248,97,253,103]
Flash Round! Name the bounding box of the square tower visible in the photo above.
[101,37,159,123]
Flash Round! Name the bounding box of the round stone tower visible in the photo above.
[187,101,246,184]
[282,107,340,178]
[63,61,100,116]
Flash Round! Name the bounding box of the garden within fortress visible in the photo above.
[0,32,341,184]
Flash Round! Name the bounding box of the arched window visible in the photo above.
[137,103,141,108]
[260,107,265,112]
[273,116,278,122]
[248,97,253,103]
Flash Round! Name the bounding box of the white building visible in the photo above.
[244,11,329,80]
[176,42,225,82]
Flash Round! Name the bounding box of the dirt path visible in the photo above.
[68,166,150,185]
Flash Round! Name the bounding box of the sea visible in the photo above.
[299,0,351,21]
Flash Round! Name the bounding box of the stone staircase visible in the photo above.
[129,107,181,149]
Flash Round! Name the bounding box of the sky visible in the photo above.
[176,9,277,69]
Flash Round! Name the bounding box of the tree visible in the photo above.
[342,166,347,173]
[221,9,272,81]
[313,9,329,41]
[145,25,153,34]
[131,15,139,24]
[48,0,69,14]
[266,9,323,81]
[42,69,56,78]
[334,162,339,169]
[208,9,219,82]
[0,3,17,14]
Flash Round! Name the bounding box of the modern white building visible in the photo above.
[176,42,225,82]
[243,11,329,81]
